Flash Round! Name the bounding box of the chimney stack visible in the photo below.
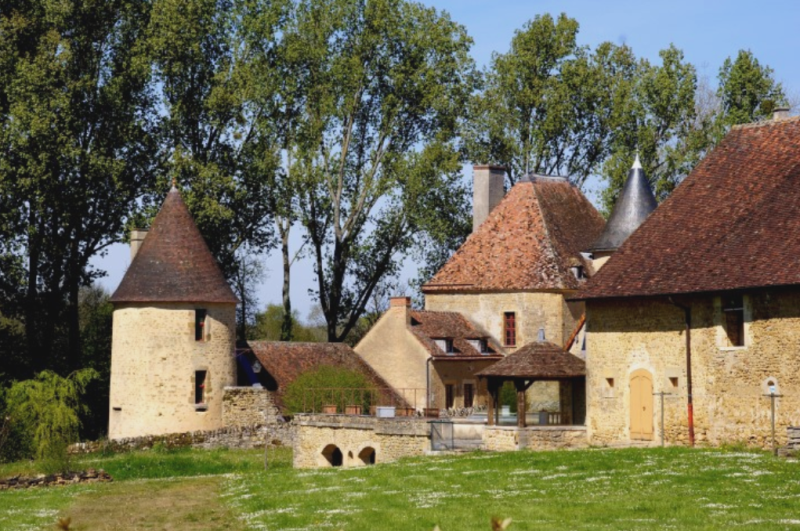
[774,106,791,121]
[389,296,412,325]
[473,165,505,232]
[130,229,148,260]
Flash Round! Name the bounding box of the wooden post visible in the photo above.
[486,378,495,426]
[515,380,526,428]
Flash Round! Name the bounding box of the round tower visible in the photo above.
[108,187,238,440]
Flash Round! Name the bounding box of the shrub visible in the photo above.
[283,365,376,414]
[3,369,98,471]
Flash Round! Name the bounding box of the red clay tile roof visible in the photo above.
[243,341,406,409]
[111,188,238,304]
[579,117,800,300]
[476,341,586,379]
[423,177,605,293]
[408,311,502,359]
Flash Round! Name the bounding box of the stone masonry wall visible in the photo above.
[293,414,430,468]
[425,291,582,351]
[586,291,800,448]
[109,302,236,440]
[482,426,588,451]
[223,387,283,427]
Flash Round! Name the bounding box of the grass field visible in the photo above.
[1,446,799,530]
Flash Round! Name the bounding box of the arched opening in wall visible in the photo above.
[322,444,343,467]
[358,447,376,465]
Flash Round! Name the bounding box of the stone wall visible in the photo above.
[223,387,283,427]
[482,426,588,451]
[586,291,800,448]
[109,302,237,439]
[293,414,430,468]
[70,423,294,454]
[425,291,583,350]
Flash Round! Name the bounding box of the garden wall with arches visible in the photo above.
[293,414,430,469]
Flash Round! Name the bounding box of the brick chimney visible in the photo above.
[389,296,411,325]
[130,229,148,260]
[473,165,505,232]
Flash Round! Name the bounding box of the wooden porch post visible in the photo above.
[485,378,495,426]
[515,379,526,428]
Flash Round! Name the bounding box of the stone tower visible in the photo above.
[108,186,238,440]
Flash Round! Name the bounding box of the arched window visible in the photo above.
[321,444,343,467]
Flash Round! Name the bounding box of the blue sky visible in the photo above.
[93,0,800,318]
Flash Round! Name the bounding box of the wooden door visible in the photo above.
[630,369,653,440]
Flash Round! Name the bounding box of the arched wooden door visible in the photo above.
[630,369,653,441]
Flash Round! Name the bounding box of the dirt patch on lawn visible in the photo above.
[62,475,244,531]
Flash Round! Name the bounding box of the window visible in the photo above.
[463,383,475,408]
[468,339,490,354]
[445,384,455,409]
[195,309,207,341]
[195,370,207,406]
[434,339,454,354]
[504,312,516,347]
[722,295,744,347]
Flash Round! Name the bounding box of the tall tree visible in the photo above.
[284,0,477,341]
[717,49,785,129]
[145,0,286,286]
[463,13,625,187]
[0,0,156,375]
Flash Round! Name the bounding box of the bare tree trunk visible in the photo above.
[280,220,293,341]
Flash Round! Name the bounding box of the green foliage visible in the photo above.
[247,304,326,342]
[718,49,785,128]
[499,381,517,413]
[282,365,376,414]
[3,369,98,470]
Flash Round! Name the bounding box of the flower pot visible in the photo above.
[345,405,362,415]
[322,404,337,414]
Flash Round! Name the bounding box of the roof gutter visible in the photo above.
[668,297,695,447]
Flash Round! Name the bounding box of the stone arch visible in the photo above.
[321,444,343,467]
[358,446,376,465]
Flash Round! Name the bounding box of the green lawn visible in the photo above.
[1,446,799,530]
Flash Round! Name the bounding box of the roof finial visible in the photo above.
[632,151,642,170]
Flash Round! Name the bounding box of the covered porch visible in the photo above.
[477,341,586,428]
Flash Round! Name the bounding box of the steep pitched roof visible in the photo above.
[423,177,605,293]
[243,341,406,409]
[110,187,238,304]
[476,341,586,379]
[408,310,502,359]
[590,155,657,253]
[579,117,800,300]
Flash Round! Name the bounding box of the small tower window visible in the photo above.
[504,312,516,347]
[722,295,744,347]
[195,370,207,406]
[195,309,207,341]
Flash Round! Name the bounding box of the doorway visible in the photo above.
[630,369,653,440]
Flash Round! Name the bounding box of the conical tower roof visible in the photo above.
[110,187,238,304]
[590,155,657,253]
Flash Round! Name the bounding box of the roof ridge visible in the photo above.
[731,115,800,130]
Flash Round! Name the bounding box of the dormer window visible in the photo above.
[435,339,454,354]
[468,339,490,354]
[571,265,585,280]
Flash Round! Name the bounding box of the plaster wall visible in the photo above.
[354,306,430,409]
[586,291,800,448]
[108,302,236,439]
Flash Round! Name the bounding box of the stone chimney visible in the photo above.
[774,106,791,121]
[473,165,505,232]
[130,229,148,260]
[389,296,412,325]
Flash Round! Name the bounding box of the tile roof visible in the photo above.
[242,341,406,409]
[408,310,502,359]
[476,341,586,379]
[110,187,238,304]
[579,117,800,300]
[423,177,605,293]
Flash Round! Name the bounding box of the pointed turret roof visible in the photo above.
[590,155,657,253]
[110,187,238,304]
[423,176,605,293]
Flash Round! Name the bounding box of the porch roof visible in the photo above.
[476,341,586,379]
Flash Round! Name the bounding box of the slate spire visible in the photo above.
[590,154,657,254]
[110,187,238,304]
